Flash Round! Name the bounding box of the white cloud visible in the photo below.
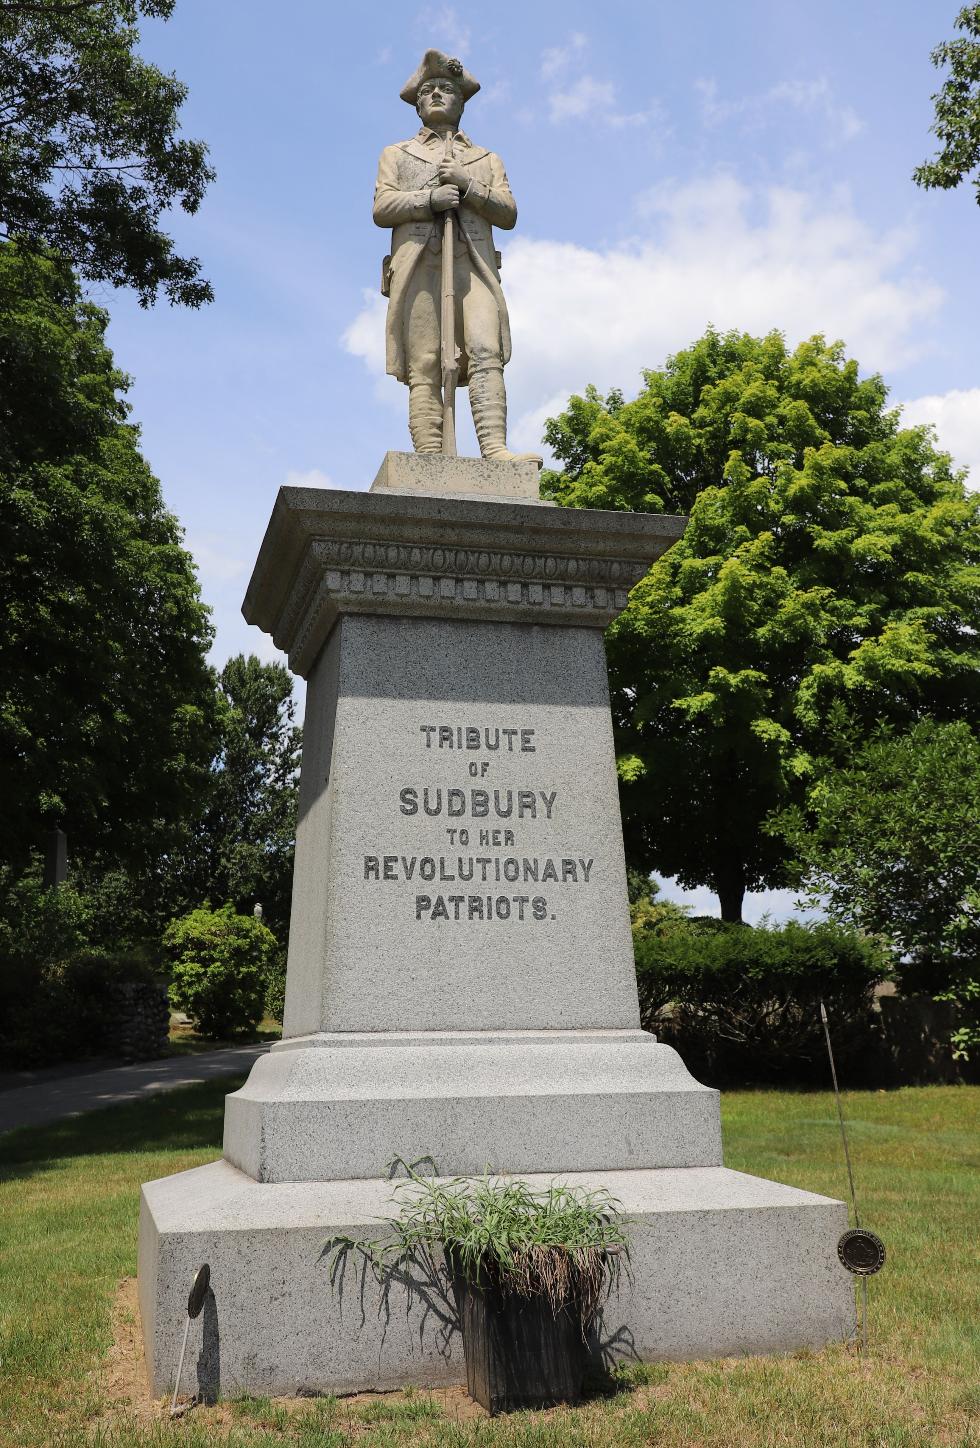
[548,74,615,122]
[416,6,470,59]
[342,288,387,375]
[696,74,863,144]
[183,537,290,673]
[221,611,293,671]
[477,78,511,107]
[548,75,657,128]
[770,79,863,141]
[186,535,247,584]
[899,388,980,489]
[540,32,588,81]
[339,290,408,422]
[283,467,334,489]
[607,104,663,132]
[502,176,942,449]
[694,77,723,123]
[344,174,944,457]
[540,31,659,129]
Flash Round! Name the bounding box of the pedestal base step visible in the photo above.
[222,1032,723,1183]
[139,1160,854,1399]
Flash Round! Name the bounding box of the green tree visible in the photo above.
[165,902,277,1039]
[0,856,165,1066]
[788,720,980,1058]
[162,654,301,937]
[542,329,980,921]
[0,241,218,871]
[914,5,980,207]
[0,0,213,305]
[628,873,691,937]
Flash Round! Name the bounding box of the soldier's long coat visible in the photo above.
[373,128,516,385]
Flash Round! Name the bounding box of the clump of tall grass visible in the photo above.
[324,1158,630,1337]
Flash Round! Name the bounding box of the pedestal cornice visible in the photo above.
[243,484,687,677]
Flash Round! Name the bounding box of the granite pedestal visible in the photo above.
[139,455,854,1398]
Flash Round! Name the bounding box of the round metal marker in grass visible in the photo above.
[838,1228,886,1276]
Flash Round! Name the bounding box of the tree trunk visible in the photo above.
[716,863,745,924]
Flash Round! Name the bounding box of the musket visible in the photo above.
[440,129,459,457]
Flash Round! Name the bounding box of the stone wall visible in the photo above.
[108,981,170,1062]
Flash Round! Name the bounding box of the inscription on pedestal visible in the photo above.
[361,720,597,926]
[288,615,644,1032]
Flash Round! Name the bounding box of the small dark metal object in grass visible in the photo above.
[170,1263,210,1416]
[187,1263,210,1317]
[819,1001,886,1354]
[838,1228,886,1277]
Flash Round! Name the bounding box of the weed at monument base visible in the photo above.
[323,1157,631,1415]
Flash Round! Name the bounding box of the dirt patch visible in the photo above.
[101,1277,156,1420]
[97,1279,486,1431]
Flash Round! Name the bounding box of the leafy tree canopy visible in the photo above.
[914,5,980,206]
[909,4,978,207]
[542,329,980,920]
[788,719,980,1057]
[0,240,218,870]
[160,654,302,937]
[0,0,214,305]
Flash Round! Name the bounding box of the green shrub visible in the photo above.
[164,903,277,1039]
[325,1159,630,1340]
[0,863,166,1065]
[629,882,691,937]
[633,917,890,1086]
[264,954,287,1024]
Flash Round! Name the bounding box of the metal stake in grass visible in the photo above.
[819,1001,886,1355]
[170,1263,210,1416]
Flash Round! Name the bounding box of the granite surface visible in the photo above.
[139,1160,854,1398]
[371,451,546,502]
[242,484,687,675]
[222,1030,722,1182]
[139,468,852,1394]
[280,615,641,1036]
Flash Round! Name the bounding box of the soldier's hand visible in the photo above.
[430,184,460,212]
[437,160,469,191]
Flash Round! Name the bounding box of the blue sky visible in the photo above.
[101,1,980,920]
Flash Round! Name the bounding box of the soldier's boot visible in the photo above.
[469,366,543,465]
[408,381,444,453]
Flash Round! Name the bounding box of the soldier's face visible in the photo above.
[417,77,463,129]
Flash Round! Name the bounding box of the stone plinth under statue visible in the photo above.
[139,456,854,1398]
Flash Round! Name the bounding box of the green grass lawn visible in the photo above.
[165,1016,282,1056]
[1,1083,978,1448]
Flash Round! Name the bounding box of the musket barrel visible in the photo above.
[440,129,458,457]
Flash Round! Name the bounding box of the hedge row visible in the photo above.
[634,917,890,1087]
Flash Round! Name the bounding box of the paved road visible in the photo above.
[0,1044,269,1135]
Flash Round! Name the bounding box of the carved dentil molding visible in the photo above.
[243,485,687,678]
[275,538,648,676]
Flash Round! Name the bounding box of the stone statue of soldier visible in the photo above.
[373,49,539,463]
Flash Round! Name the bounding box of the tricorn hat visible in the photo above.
[400,49,480,106]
